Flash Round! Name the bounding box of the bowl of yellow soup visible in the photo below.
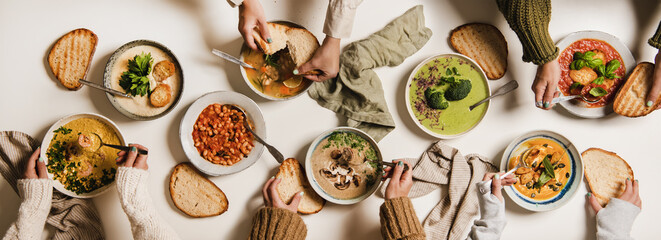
[500,130,583,211]
[405,53,491,139]
[40,113,125,198]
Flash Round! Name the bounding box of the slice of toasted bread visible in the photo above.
[170,163,228,217]
[48,28,98,90]
[450,23,508,80]
[582,148,634,207]
[276,158,325,214]
[150,84,172,107]
[153,60,176,82]
[252,22,289,55]
[613,62,661,117]
[285,28,320,67]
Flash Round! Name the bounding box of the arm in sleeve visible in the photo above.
[595,198,640,240]
[323,0,364,39]
[466,181,506,240]
[2,179,52,240]
[496,0,558,64]
[248,207,307,240]
[116,167,180,240]
[648,21,661,49]
[379,197,426,240]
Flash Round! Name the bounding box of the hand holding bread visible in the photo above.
[295,36,341,82]
[238,0,271,51]
[588,178,640,213]
[645,49,661,110]
[263,176,303,213]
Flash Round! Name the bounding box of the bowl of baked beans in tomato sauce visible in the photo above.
[556,31,635,118]
[180,91,266,176]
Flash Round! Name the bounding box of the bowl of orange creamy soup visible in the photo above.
[500,130,583,211]
[104,40,183,120]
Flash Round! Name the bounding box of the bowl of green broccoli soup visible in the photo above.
[405,53,490,139]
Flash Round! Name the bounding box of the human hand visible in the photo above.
[482,172,516,203]
[383,160,413,200]
[645,49,661,110]
[116,144,149,170]
[262,176,303,213]
[588,178,641,213]
[532,59,561,109]
[294,36,341,82]
[238,0,270,51]
[23,147,47,179]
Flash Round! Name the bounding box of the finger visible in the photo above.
[620,178,633,200]
[262,177,275,206]
[483,172,496,181]
[502,177,517,186]
[240,26,258,51]
[390,160,405,182]
[269,178,285,206]
[634,197,642,209]
[303,74,323,82]
[288,191,304,209]
[491,173,503,201]
[588,193,603,213]
[124,145,138,168]
[646,62,661,107]
[632,179,639,200]
[132,144,149,170]
[117,150,126,157]
[36,156,48,179]
[401,161,413,181]
[25,147,40,178]
[533,76,545,108]
[257,19,271,45]
[542,83,557,109]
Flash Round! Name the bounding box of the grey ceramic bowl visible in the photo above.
[103,39,184,120]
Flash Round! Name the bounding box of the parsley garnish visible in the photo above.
[119,53,153,97]
[53,127,72,135]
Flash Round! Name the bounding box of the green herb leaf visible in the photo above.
[446,68,452,76]
[589,87,608,97]
[534,172,552,189]
[53,127,72,135]
[573,52,584,60]
[592,76,605,85]
[119,52,153,97]
[588,58,603,69]
[542,155,555,179]
[606,59,620,74]
[595,64,606,76]
[452,67,460,76]
[570,82,582,90]
[583,51,596,59]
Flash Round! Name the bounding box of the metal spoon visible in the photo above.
[211,49,257,71]
[485,147,531,186]
[551,94,599,104]
[227,104,285,163]
[90,133,148,155]
[470,80,519,111]
[381,161,410,172]
[79,79,129,98]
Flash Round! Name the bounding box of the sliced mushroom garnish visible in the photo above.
[337,148,353,165]
[330,149,342,159]
[353,175,361,187]
[329,161,338,171]
[347,167,354,176]
[334,175,350,190]
[320,169,336,179]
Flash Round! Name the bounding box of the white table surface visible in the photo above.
[1,0,660,239]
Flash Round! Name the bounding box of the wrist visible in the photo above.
[323,35,341,47]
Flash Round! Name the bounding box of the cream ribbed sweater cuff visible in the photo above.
[2,179,52,240]
[323,0,363,39]
[596,198,640,240]
[248,207,307,240]
[379,197,426,240]
[116,167,180,240]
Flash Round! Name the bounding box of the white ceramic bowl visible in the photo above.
[404,53,491,139]
[180,91,265,176]
[40,113,125,198]
[555,31,635,118]
[500,130,583,211]
[305,127,383,205]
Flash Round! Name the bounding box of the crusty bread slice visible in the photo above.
[276,158,325,214]
[48,28,98,90]
[150,84,172,107]
[285,28,320,67]
[450,23,508,80]
[252,22,289,55]
[582,148,634,207]
[613,62,661,117]
[170,163,228,217]
[153,60,176,82]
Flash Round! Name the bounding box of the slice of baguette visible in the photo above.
[276,158,325,214]
[252,22,289,55]
[582,148,634,207]
[450,23,508,80]
[170,163,229,217]
[613,62,661,117]
[48,28,98,90]
[285,28,320,67]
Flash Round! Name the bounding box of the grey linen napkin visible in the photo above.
[308,5,432,142]
[381,141,498,240]
[0,131,104,240]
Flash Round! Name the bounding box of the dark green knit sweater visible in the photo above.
[497,0,661,64]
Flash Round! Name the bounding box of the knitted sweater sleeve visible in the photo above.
[248,207,307,240]
[648,21,661,49]
[116,167,180,240]
[496,0,558,64]
[2,179,52,240]
[379,197,426,240]
[595,198,640,240]
[466,181,507,240]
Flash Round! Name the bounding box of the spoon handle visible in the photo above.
[102,143,149,155]
[469,80,519,110]
[382,161,410,172]
[243,123,284,163]
[211,49,257,70]
[79,79,130,98]
[551,95,580,104]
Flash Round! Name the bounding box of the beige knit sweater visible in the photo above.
[3,167,180,240]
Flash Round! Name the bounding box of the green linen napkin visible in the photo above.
[308,5,432,142]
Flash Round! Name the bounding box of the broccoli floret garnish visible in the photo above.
[444,79,472,101]
[425,87,449,110]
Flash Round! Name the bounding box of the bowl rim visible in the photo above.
[404,53,491,139]
[179,91,266,176]
[499,130,584,211]
[238,20,315,101]
[304,127,383,205]
[103,39,185,120]
[40,112,125,198]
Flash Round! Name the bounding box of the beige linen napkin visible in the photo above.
[308,5,433,142]
[382,141,498,240]
[0,131,104,240]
